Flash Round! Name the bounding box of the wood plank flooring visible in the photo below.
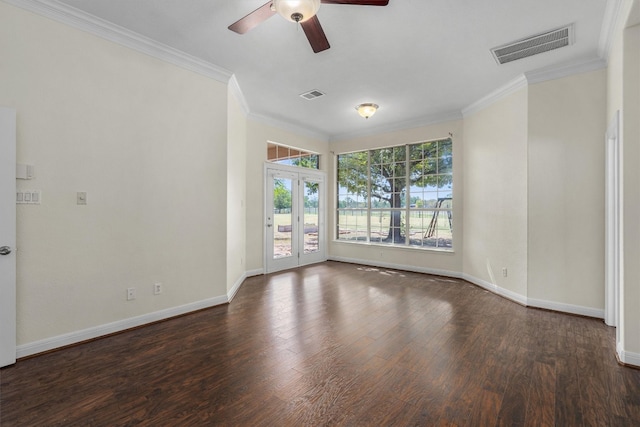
[2,261,640,426]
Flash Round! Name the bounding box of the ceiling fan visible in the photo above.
[228,0,389,53]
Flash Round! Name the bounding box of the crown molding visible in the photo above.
[228,75,250,115]
[598,0,632,61]
[247,112,330,142]
[525,56,607,84]
[3,0,232,83]
[330,110,463,143]
[462,75,528,118]
[462,55,607,117]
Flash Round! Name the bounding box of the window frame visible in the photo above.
[335,138,453,251]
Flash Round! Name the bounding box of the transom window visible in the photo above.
[267,142,319,169]
[336,138,452,249]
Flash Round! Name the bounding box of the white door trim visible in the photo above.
[0,106,17,367]
[605,110,622,350]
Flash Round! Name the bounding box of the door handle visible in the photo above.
[0,246,11,256]
[267,224,272,228]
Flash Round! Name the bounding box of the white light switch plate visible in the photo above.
[16,190,41,204]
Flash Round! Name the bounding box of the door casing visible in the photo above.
[0,106,17,367]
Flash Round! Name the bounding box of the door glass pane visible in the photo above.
[303,180,319,254]
[273,177,293,259]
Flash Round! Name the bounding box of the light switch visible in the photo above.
[16,190,41,204]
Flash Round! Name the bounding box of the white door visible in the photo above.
[0,107,17,367]
[265,164,325,273]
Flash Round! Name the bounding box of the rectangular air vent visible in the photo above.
[491,24,574,65]
[300,89,325,100]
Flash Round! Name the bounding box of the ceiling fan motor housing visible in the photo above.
[273,0,321,23]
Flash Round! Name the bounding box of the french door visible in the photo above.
[265,164,325,273]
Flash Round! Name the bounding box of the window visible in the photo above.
[267,142,319,169]
[337,138,452,249]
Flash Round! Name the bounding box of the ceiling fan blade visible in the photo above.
[320,0,389,5]
[301,16,331,53]
[228,1,276,34]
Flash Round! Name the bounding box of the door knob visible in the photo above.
[0,246,11,256]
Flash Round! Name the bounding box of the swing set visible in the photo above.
[424,197,452,238]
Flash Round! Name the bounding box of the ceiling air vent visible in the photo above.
[491,24,574,65]
[300,89,325,100]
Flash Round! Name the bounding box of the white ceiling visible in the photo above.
[51,0,610,140]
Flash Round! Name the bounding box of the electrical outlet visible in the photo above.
[502,268,508,277]
[127,287,136,301]
[77,192,87,205]
[153,283,162,295]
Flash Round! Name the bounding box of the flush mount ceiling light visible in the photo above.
[272,0,321,23]
[356,103,379,119]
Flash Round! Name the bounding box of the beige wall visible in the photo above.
[245,120,329,272]
[622,22,640,355]
[1,3,229,345]
[328,120,464,275]
[527,70,607,310]
[227,86,247,294]
[463,89,528,298]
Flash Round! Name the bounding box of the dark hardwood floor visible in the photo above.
[2,261,639,426]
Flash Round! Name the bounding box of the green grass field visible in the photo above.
[272,210,453,249]
[337,210,452,248]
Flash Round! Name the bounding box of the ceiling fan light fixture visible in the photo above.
[356,103,379,119]
[273,0,321,23]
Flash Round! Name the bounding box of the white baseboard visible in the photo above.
[527,297,604,319]
[461,273,528,306]
[618,342,640,367]
[246,268,263,277]
[227,272,246,302]
[17,295,228,359]
[330,257,601,319]
[329,256,462,279]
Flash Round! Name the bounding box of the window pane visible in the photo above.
[423,192,438,208]
[337,209,368,242]
[370,210,405,244]
[268,143,319,168]
[409,210,453,248]
[273,178,293,259]
[393,146,406,162]
[438,140,453,174]
[438,176,453,199]
[393,162,406,178]
[303,181,320,254]
[370,210,389,243]
[337,153,368,206]
[409,144,423,161]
